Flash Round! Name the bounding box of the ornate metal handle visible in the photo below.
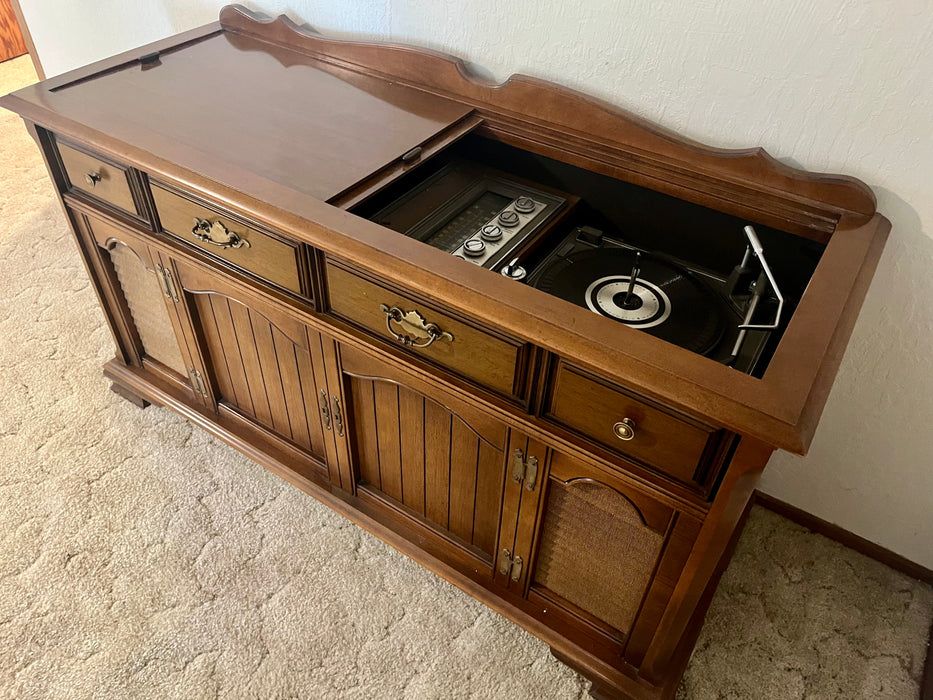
[318,390,331,431]
[379,304,454,348]
[332,395,344,437]
[612,418,636,441]
[191,217,251,249]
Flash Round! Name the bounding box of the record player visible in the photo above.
[523,224,780,376]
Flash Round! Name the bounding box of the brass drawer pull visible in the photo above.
[191,217,251,249]
[612,418,636,441]
[84,172,102,187]
[380,304,454,348]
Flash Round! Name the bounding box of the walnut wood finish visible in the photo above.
[0,0,26,63]
[325,259,527,399]
[337,342,511,571]
[58,141,138,215]
[544,360,723,489]
[0,7,892,699]
[152,181,304,294]
[0,7,889,453]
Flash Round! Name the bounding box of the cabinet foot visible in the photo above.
[549,648,629,700]
[110,381,155,409]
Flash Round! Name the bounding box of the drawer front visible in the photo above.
[151,184,303,294]
[544,361,720,485]
[58,142,138,215]
[326,261,523,398]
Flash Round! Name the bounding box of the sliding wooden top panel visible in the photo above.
[37,32,472,204]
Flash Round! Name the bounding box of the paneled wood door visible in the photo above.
[516,450,703,671]
[330,341,521,582]
[168,259,335,483]
[72,208,197,396]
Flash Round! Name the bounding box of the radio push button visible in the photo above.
[481,224,502,241]
[498,210,520,227]
[514,196,536,214]
[463,238,486,257]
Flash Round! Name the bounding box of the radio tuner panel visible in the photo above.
[367,160,577,272]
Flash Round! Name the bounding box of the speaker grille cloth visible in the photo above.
[109,245,187,376]
[533,480,665,635]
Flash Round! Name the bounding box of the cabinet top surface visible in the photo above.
[32,30,471,203]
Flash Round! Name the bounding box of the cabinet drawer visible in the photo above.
[544,361,721,486]
[151,183,303,294]
[325,260,525,398]
[58,142,138,215]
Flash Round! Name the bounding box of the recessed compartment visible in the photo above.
[351,133,828,380]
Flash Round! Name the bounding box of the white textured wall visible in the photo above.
[19,1,933,569]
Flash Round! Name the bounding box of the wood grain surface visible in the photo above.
[0,0,26,63]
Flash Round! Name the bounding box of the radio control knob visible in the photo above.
[498,210,520,228]
[501,257,527,280]
[463,239,486,257]
[481,224,502,241]
[514,197,536,214]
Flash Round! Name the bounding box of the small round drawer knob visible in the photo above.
[612,418,636,441]
[84,172,102,187]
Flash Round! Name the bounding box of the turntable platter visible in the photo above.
[533,248,725,355]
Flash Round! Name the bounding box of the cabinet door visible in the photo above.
[72,208,196,392]
[518,451,702,669]
[168,258,335,482]
[329,342,515,580]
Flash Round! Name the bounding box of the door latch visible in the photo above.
[156,264,179,303]
[511,448,538,491]
[332,395,344,437]
[318,390,331,431]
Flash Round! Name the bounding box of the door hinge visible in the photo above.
[156,264,179,303]
[499,549,523,582]
[188,366,207,397]
[511,448,538,491]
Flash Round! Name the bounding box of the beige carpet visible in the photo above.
[1,54,931,699]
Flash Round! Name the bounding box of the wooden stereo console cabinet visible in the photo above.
[2,7,889,698]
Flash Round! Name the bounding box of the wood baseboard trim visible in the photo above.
[753,491,933,585]
[922,618,932,700]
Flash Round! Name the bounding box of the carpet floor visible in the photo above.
[1,54,931,699]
